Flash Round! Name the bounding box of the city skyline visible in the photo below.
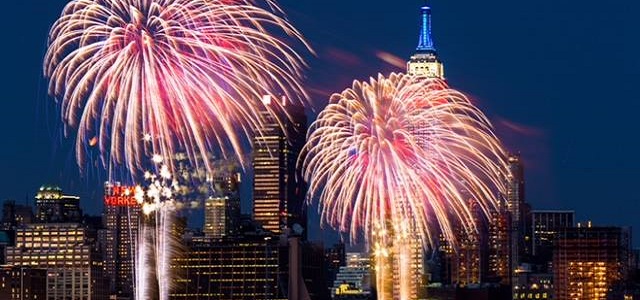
[0,1,638,299]
[0,1,639,245]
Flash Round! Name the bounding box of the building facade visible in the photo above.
[554,225,630,300]
[0,265,47,300]
[171,232,286,299]
[6,223,106,300]
[252,95,307,235]
[103,182,142,299]
[531,210,574,271]
[203,162,241,238]
[34,185,82,223]
[506,154,530,287]
[487,200,511,285]
[331,252,372,299]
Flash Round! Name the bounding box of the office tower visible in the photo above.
[203,161,241,238]
[379,6,447,299]
[439,199,486,287]
[487,199,511,284]
[506,153,529,284]
[0,266,47,300]
[554,225,630,300]
[103,182,142,299]
[34,185,82,223]
[531,210,574,270]
[252,95,307,235]
[1,200,33,229]
[6,223,106,300]
[171,220,287,300]
[407,5,444,79]
[331,252,372,299]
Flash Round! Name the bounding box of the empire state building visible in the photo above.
[407,5,444,79]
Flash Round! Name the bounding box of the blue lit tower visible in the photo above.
[407,5,444,79]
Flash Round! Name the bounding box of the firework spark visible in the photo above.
[45,0,311,175]
[133,158,181,300]
[301,73,509,247]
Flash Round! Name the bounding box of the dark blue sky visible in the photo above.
[1,1,639,244]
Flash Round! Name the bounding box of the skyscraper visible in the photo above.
[488,199,511,285]
[252,95,307,235]
[506,153,528,286]
[34,185,82,223]
[103,182,142,299]
[380,5,447,298]
[438,199,487,287]
[554,225,630,300]
[407,5,444,79]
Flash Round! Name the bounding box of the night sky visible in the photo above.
[1,1,639,244]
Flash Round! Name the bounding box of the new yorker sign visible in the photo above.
[104,185,139,207]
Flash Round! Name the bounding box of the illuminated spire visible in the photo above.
[416,5,436,53]
[407,3,444,79]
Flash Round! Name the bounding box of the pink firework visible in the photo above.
[44,0,311,174]
[301,73,509,246]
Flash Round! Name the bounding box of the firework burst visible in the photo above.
[45,0,311,175]
[301,73,509,247]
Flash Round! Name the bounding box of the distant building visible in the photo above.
[331,252,372,300]
[506,154,530,287]
[426,284,511,300]
[203,161,241,238]
[0,265,47,300]
[1,200,33,229]
[326,243,347,288]
[6,223,106,300]
[531,210,574,271]
[170,219,318,300]
[103,182,142,299]
[487,200,511,285]
[252,95,307,235]
[34,185,82,223]
[512,271,553,300]
[439,200,486,287]
[554,224,630,300]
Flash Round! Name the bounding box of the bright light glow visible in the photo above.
[45,0,311,174]
[301,73,509,295]
[302,73,508,244]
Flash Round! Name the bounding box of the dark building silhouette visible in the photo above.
[326,242,347,289]
[2,200,33,229]
[530,210,574,272]
[0,265,47,300]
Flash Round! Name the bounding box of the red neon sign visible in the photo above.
[104,186,139,207]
